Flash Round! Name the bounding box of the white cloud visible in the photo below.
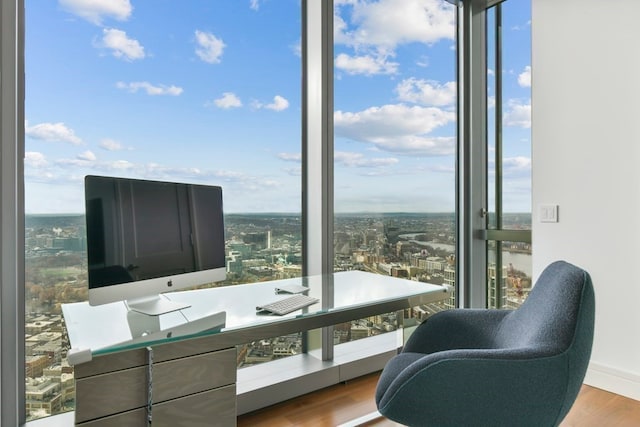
[503,156,531,177]
[277,153,302,176]
[99,138,124,151]
[334,104,456,156]
[195,30,225,64]
[26,121,82,145]
[416,55,429,68]
[116,81,183,96]
[100,28,145,61]
[518,66,531,87]
[25,152,48,168]
[333,12,351,46]
[55,160,87,167]
[250,0,261,11]
[284,166,302,176]
[254,95,290,111]
[77,150,97,161]
[278,153,302,162]
[429,164,455,174]
[265,95,289,111]
[335,104,453,139]
[109,160,135,170]
[52,152,97,169]
[335,104,455,155]
[23,168,56,185]
[376,135,455,156]
[396,78,456,106]
[334,0,455,80]
[335,0,455,50]
[214,92,242,109]
[488,95,496,110]
[335,151,399,168]
[511,20,532,31]
[59,0,132,25]
[211,170,245,180]
[291,38,302,58]
[335,53,398,76]
[503,100,531,128]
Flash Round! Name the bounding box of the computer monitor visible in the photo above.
[85,175,226,316]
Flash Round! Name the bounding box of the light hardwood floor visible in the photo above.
[237,372,640,427]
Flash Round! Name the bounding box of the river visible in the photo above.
[400,236,532,277]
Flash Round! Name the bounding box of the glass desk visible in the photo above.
[62,271,450,426]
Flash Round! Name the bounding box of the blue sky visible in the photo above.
[24,0,531,214]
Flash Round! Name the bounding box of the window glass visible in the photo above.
[25,0,301,420]
[499,2,532,221]
[486,0,532,309]
[333,0,458,340]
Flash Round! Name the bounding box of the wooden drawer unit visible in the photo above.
[74,347,236,426]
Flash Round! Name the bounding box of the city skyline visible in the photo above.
[23,205,531,420]
[25,0,531,215]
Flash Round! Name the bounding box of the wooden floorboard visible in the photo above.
[238,372,640,427]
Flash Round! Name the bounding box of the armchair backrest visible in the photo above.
[496,260,595,416]
[497,261,593,351]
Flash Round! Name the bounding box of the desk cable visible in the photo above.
[146,346,153,426]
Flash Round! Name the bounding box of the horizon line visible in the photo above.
[25,211,532,216]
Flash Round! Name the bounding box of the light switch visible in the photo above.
[539,204,559,223]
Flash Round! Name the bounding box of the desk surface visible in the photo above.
[62,271,449,361]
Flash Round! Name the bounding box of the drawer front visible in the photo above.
[154,384,237,427]
[77,384,237,427]
[153,347,236,402]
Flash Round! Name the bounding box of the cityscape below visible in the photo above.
[24,212,531,420]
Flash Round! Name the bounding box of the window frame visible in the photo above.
[457,0,489,309]
[0,0,532,423]
[1,0,26,424]
[302,0,334,361]
[483,0,532,309]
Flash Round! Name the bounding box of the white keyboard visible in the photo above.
[256,294,319,316]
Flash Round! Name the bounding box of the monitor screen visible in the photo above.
[85,175,226,315]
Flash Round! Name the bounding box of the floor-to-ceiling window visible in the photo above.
[332,0,458,344]
[24,0,301,420]
[486,0,532,309]
[2,0,534,424]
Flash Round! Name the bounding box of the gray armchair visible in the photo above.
[375,260,595,427]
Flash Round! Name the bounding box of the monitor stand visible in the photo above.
[125,308,226,346]
[127,309,161,338]
[125,294,191,316]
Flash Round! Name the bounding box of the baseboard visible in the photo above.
[584,361,640,401]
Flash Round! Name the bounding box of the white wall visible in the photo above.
[532,0,640,401]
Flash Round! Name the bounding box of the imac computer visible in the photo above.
[85,175,226,316]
